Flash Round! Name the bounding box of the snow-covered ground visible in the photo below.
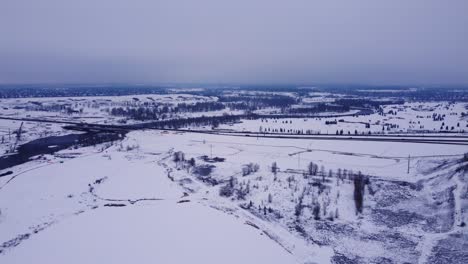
[1,130,466,263]
[2,202,299,264]
[0,93,223,125]
[0,87,467,264]
[0,142,299,263]
[219,102,468,135]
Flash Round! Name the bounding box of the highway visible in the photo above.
[1,116,467,146]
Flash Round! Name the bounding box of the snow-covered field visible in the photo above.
[1,130,466,263]
[0,93,223,125]
[219,102,468,135]
[1,90,467,263]
[0,141,299,264]
[2,91,466,139]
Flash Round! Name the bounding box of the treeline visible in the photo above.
[218,95,297,109]
[0,85,166,98]
[109,102,226,121]
[287,103,350,114]
[173,102,225,112]
[315,86,468,102]
[110,107,159,120]
[131,114,243,129]
[20,104,81,114]
[335,99,404,109]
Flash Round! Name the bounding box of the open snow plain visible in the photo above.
[1,129,466,263]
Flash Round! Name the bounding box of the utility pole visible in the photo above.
[407,155,410,174]
[210,144,213,159]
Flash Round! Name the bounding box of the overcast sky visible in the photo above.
[1,0,468,85]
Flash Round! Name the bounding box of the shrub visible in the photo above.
[193,165,214,177]
[219,184,234,197]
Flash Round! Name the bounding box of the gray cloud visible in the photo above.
[1,0,468,85]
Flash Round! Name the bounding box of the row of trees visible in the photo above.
[287,103,350,114]
[127,114,243,129]
[218,95,297,110]
[0,85,165,98]
[109,102,226,121]
[20,103,82,115]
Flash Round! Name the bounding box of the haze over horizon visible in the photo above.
[1,0,468,85]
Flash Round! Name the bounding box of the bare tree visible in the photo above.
[271,162,278,175]
[312,202,321,220]
[308,162,318,175]
[295,194,304,218]
[320,165,326,182]
[353,171,366,214]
